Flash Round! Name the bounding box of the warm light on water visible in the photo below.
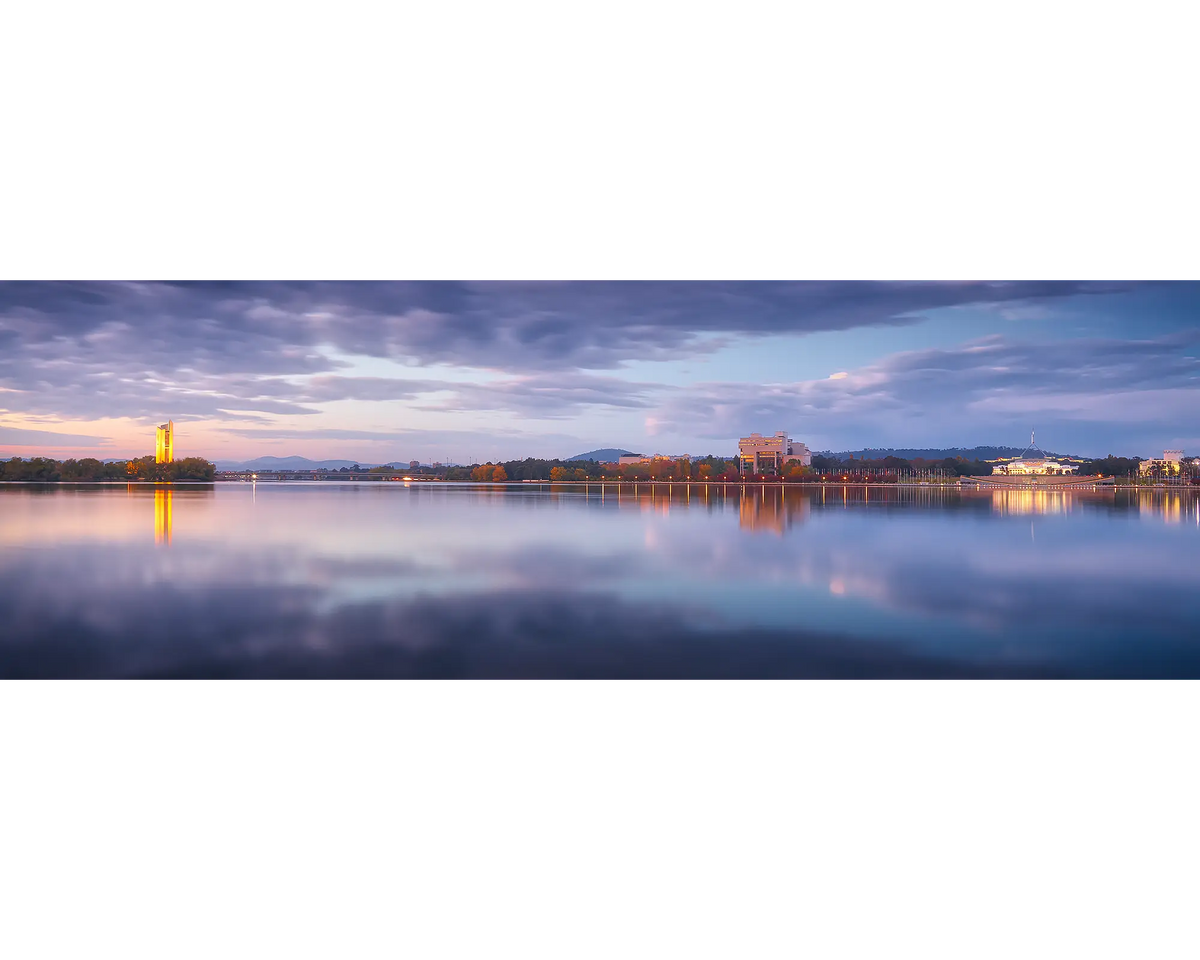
[2,482,1199,677]
[154,488,172,545]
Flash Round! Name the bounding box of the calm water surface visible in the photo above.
[2,482,1199,678]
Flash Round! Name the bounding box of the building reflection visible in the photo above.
[738,487,810,534]
[155,489,172,545]
[1134,490,1188,524]
[534,480,1199,528]
[985,489,1144,516]
[990,490,1074,516]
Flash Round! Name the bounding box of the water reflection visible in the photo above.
[987,489,1118,515]
[154,489,172,545]
[1,483,1198,677]
[1132,490,1196,525]
[562,482,1199,519]
[739,487,810,533]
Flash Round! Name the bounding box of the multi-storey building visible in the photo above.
[737,432,812,474]
[992,458,1078,476]
[1139,449,1185,476]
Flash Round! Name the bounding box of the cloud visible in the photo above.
[650,332,1200,453]
[4,282,1192,456]
[0,281,1152,423]
[0,425,113,448]
[221,426,430,441]
[298,372,661,418]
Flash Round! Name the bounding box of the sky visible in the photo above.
[1,281,1198,463]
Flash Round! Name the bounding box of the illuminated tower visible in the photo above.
[155,420,175,463]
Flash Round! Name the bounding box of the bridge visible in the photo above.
[217,471,415,482]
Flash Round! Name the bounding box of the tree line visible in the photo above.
[2,456,216,482]
[405,456,740,482]
[811,454,996,477]
[410,453,996,482]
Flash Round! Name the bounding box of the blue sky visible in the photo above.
[1,281,1197,461]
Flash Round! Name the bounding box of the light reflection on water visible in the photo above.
[154,488,172,545]
[1,482,1198,678]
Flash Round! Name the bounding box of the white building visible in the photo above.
[737,432,812,474]
[1139,450,1186,476]
[992,458,1077,476]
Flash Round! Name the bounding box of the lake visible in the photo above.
[2,481,1198,678]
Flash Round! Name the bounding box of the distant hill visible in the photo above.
[565,448,636,462]
[819,446,1082,461]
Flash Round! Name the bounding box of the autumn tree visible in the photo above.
[492,465,507,481]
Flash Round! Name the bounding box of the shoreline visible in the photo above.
[4,478,1197,491]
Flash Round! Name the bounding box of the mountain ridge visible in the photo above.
[565,448,636,462]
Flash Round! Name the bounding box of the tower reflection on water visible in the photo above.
[154,489,172,545]
[125,483,174,545]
